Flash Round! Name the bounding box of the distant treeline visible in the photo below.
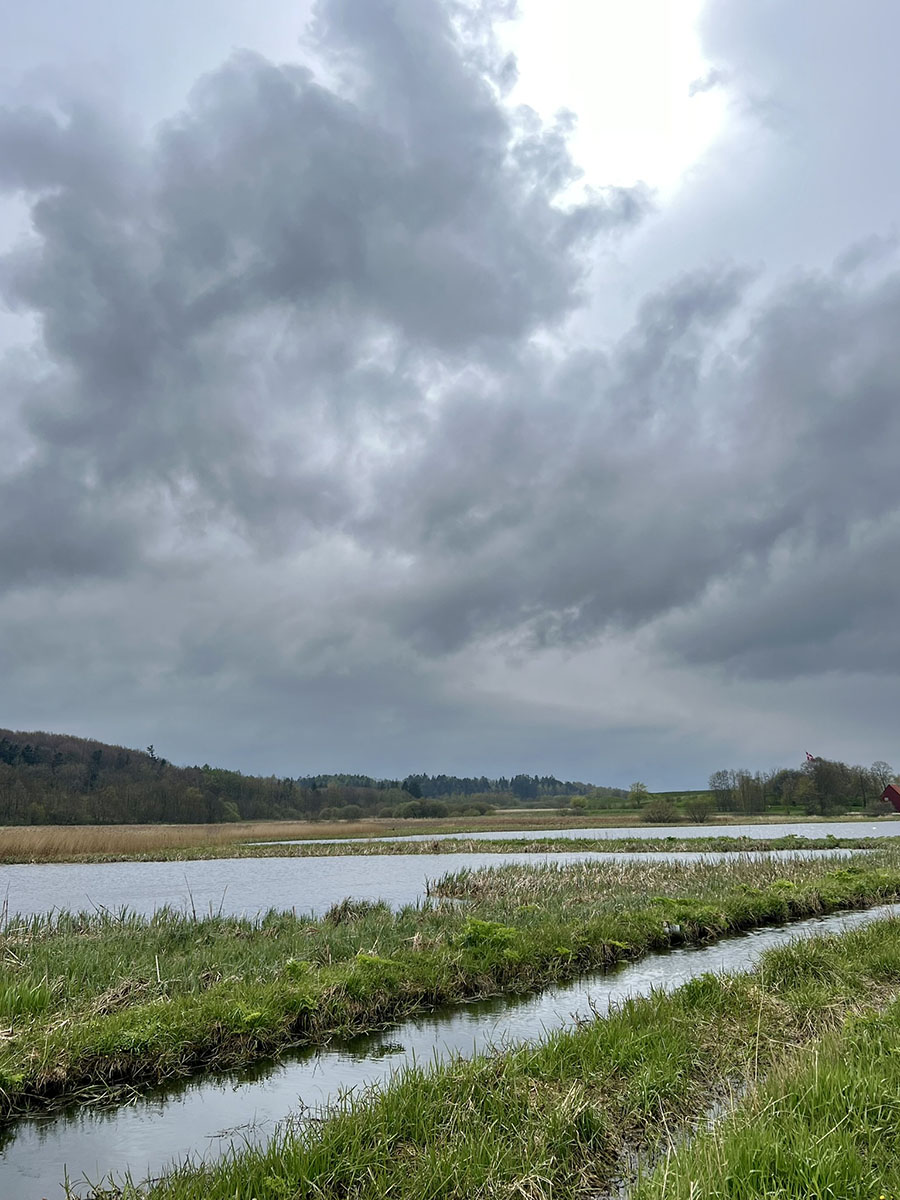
[0,729,620,825]
[705,758,897,816]
[297,772,608,801]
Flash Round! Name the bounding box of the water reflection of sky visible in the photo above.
[0,845,857,921]
[269,818,900,847]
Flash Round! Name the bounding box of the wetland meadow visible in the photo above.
[2,819,900,1195]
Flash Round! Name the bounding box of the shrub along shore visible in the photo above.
[3,854,900,1122]
[90,913,900,1199]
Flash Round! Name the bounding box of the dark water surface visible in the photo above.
[2,901,897,1198]
[0,847,851,921]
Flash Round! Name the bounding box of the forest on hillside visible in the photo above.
[0,729,616,825]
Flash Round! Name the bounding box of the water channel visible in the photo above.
[3,899,898,1197]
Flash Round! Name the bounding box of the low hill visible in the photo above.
[0,728,616,825]
[0,729,305,825]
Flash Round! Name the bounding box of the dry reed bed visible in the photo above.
[0,821,352,860]
[0,817,631,861]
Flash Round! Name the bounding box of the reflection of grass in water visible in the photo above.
[341,1039,406,1061]
[106,917,900,1200]
[3,853,900,1121]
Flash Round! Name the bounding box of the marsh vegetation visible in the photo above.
[80,914,900,1199]
[0,820,891,864]
[2,853,900,1124]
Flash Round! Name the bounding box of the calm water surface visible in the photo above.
[278,818,900,847]
[2,901,897,1198]
[0,847,851,921]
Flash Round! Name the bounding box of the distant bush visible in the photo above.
[865,798,895,817]
[682,795,716,822]
[397,800,449,819]
[642,798,681,824]
[337,804,364,821]
[316,804,365,822]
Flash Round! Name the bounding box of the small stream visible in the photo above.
[3,900,898,1198]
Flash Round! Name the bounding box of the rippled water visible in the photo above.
[2,901,897,1198]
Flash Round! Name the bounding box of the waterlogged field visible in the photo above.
[91,915,900,1200]
[0,816,895,863]
[2,854,900,1122]
[5,851,900,1196]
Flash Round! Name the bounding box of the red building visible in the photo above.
[880,784,900,812]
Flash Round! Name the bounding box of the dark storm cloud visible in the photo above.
[355,265,759,650]
[328,251,900,681]
[659,263,900,677]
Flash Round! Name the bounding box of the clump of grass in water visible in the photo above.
[3,852,900,1118]
[95,916,900,1200]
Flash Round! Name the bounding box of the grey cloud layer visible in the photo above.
[2,0,899,745]
[1,0,630,584]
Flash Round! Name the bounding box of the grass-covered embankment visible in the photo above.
[3,854,900,1120]
[97,914,900,1200]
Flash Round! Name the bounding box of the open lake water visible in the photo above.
[282,818,900,847]
[0,847,856,923]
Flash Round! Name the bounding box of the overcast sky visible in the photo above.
[2,0,899,787]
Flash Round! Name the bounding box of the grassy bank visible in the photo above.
[94,914,900,1199]
[3,854,900,1120]
[633,997,900,1198]
[628,1008,900,1195]
[0,812,892,863]
[0,827,893,864]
